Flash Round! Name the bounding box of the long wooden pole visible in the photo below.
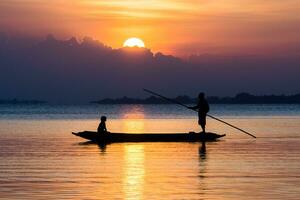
[143,88,256,138]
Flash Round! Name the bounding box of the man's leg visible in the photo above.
[198,119,202,133]
[199,115,206,133]
[201,123,205,133]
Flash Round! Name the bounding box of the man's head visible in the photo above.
[101,116,107,122]
[198,92,205,100]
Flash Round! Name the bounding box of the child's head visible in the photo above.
[101,116,107,122]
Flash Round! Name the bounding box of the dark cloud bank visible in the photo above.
[0,33,299,104]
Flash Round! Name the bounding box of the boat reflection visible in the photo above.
[77,141,107,154]
[199,141,206,160]
[198,141,207,196]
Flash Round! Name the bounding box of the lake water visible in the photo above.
[0,104,300,199]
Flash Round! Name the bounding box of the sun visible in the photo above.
[123,38,145,48]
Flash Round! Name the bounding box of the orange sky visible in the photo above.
[1,0,300,56]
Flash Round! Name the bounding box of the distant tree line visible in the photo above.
[92,93,300,104]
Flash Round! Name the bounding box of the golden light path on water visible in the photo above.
[120,105,146,134]
[122,108,145,200]
[123,145,145,200]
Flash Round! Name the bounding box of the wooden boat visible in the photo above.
[72,131,225,143]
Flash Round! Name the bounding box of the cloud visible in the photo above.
[1,0,300,56]
[0,33,299,104]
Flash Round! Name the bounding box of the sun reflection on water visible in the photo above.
[121,106,146,133]
[122,120,145,133]
[123,145,145,200]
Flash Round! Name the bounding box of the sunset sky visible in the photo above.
[1,0,300,56]
[0,0,299,103]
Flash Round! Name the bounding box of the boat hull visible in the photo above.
[72,131,225,143]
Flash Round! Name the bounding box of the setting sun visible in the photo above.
[123,38,145,48]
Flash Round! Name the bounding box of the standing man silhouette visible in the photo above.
[189,93,210,133]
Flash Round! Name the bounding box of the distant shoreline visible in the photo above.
[1,93,300,105]
[91,93,300,104]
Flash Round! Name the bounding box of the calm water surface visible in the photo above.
[0,104,300,199]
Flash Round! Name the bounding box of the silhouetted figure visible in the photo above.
[189,93,210,133]
[97,116,108,133]
[199,141,206,155]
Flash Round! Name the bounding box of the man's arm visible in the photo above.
[188,105,199,110]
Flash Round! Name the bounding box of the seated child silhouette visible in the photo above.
[97,116,108,133]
